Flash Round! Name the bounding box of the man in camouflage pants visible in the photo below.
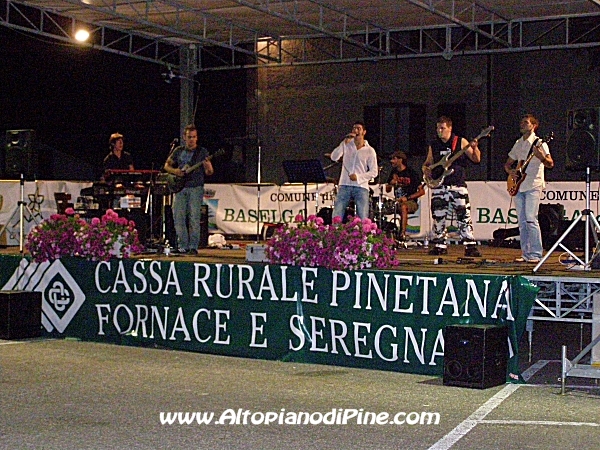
[422,116,482,257]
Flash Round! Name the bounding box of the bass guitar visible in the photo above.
[166,148,224,194]
[506,132,553,196]
[423,125,494,188]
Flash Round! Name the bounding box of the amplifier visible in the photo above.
[443,324,508,389]
[0,291,42,339]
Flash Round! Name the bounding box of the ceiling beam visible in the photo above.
[403,0,512,48]
[230,0,390,56]
[10,0,280,63]
[1,1,180,66]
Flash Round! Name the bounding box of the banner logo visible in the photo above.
[1,259,85,333]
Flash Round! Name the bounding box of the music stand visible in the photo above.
[283,160,327,223]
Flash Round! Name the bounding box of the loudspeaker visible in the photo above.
[566,108,600,171]
[0,291,42,339]
[539,203,565,250]
[549,219,596,251]
[443,324,508,389]
[120,209,150,245]
[4,129,37,179]
[364,103,426,158]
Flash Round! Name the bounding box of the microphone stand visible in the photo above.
[144,164,156,249]
[256,139,262,242]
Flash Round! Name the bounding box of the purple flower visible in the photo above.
[264,216,399,270]
[26,209,143,262]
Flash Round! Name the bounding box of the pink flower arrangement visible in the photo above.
[265,214,399,270]
[26,208,143,262]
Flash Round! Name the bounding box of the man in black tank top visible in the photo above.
[422,116,481,257]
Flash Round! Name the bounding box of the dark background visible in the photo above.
[0,26,248,182]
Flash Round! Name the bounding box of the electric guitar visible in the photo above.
[423,125,494,188]
[506,132,553,196]
[166,148,224,194]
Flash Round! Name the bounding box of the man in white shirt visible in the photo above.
[504,114,554,263]
[330,121,379,220]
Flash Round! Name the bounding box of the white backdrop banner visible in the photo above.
[0,180,597,245]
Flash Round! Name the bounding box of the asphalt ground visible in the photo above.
[1,321,599,450]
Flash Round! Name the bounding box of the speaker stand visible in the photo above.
[533,166,600,272]
[0,174,40,253]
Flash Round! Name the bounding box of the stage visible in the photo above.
[2,238,599,385]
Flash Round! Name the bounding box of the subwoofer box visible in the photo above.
[0,291,42,339]
[443,324,508,389]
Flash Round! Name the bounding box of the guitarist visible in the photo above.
[504,114,553,263]
[422,116,482,257]
[163,124,214,255]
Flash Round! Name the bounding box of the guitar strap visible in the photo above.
[451,135,459,152]
[527,138,540,158]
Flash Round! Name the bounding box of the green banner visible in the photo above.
[0,256,537,377]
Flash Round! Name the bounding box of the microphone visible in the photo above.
[345,133,355,139]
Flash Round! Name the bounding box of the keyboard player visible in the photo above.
[103,132,134,176]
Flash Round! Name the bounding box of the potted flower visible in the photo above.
[26,208,143,262]
[265,215,399,270]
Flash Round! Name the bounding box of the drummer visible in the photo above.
[385,151,425,241]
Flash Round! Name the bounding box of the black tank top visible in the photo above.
[430,133,468,187]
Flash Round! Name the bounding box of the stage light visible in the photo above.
[75,29,90,42]
[161,67,177,83]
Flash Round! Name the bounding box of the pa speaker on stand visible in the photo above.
[566,108,600,171]
[4,129,37,180]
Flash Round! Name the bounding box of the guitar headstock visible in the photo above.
[208,148,227,160]
[476,125,495,140]
[542,132,554,144]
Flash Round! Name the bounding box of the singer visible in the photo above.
[102,132,134,174]
[330,121,379,220]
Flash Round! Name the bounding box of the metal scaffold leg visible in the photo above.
[560,298,600,395]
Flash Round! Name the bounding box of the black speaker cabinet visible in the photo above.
[4,129,37,179]
[119,208,150,246]
[566,108,600,171]
[539,203,565,250]
[443,324,508,389]
[0,291,42,339]
[548,219,596,251]
[364,103,426,157]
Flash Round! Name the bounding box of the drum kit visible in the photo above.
[318,153,405,243]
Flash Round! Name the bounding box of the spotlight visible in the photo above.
[161,67,177,84]
[75,29,90,42]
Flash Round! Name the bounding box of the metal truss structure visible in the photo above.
[0,0,599,71]
[526,276,599,324]
[526,275,600,385]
